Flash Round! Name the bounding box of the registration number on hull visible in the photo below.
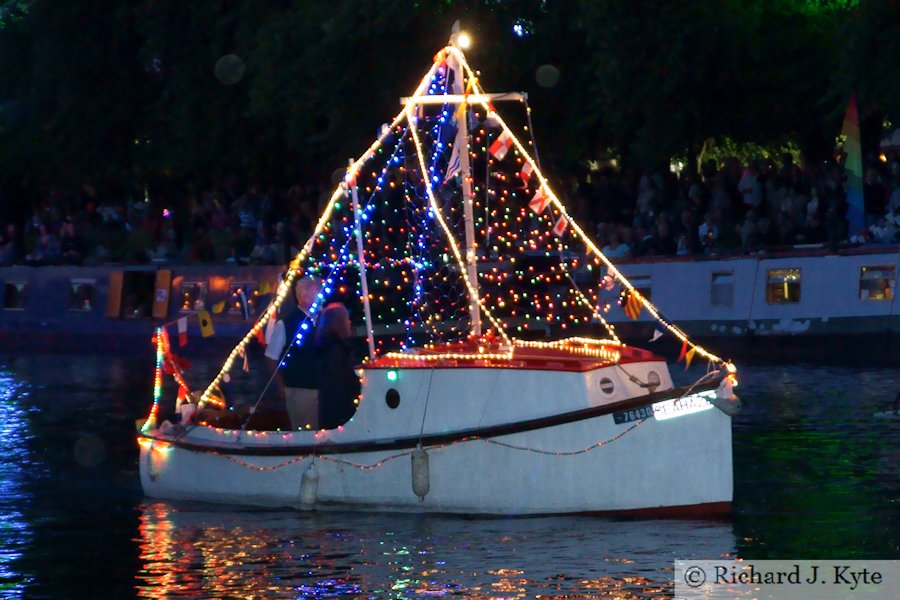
[613,391,715,424]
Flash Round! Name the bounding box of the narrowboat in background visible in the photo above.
[2,244,898,359]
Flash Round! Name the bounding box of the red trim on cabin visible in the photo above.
[364,342,665,372]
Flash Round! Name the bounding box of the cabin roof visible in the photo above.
[364,340,663,372]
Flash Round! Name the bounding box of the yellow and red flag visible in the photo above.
[684,347,697,370]
[624,290,642,320]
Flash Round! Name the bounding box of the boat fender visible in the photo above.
[299,461,319,511]
[711,377,742,416]
[411,445,430,501]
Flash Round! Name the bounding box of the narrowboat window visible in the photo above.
[121,271,156,319]
[227,283,260,318]
[710,271,733,306]
[2,282,27,310]
[766,269,801,304]
[68,278,96,311]
[179,281,208,311]
[629,275,652,301]
[859,266,895,301]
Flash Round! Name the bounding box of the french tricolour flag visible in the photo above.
[488,130,513,161]
[177,317,188,347]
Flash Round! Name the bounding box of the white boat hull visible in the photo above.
[139,373,733,516]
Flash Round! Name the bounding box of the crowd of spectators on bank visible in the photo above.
[1,149,899,268]
[562,148,900,261]
[0,178,325,267]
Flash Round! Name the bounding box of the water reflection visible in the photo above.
[136,502,735,598]
[731,364,900,559]
[0,370,33,595]
[0,353,897,598]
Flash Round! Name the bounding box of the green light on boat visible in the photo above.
[387,370,398,382]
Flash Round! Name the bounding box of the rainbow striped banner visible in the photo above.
[841,94,864,236]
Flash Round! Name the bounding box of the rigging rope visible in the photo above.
[444,45,731,371]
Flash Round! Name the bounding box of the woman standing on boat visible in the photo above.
[264,276,323,429]
[316,302,360,429]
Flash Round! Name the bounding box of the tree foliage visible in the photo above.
[832,0,900,126]
[574,0,852,169]
[0,0,896,208]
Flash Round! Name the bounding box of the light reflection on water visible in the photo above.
[0,371,33,596]
[0,353,897,598]
[135,503,735,598]
[729,364,900,559]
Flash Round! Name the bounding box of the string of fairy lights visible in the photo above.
[209,417,649,472]
[197,58,445,405]
[142,327,165,432]
[459,48,719,363]
[185,42,733,412]
[442,45,730,368]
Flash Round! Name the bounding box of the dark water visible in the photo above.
[0,352,898,599]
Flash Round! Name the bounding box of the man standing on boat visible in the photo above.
[264,276,323,430]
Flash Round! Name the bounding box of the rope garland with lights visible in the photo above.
[237,224,365,428]
[444,45,733,372]
[197,60,445,407]
[519,90,622,344]
[483,419,647,455]
[406,102,513,346]
[142,327,165,433]
[212,417,649,472]
[155,326,194,401]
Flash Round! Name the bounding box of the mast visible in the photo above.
[454,51,482,337]
[349,158,376,359]
[401,29,525,339]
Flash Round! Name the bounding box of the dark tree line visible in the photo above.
[0,0,897,219]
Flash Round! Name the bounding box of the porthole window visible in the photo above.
[385,388,400,409]
[599,377,615,395]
